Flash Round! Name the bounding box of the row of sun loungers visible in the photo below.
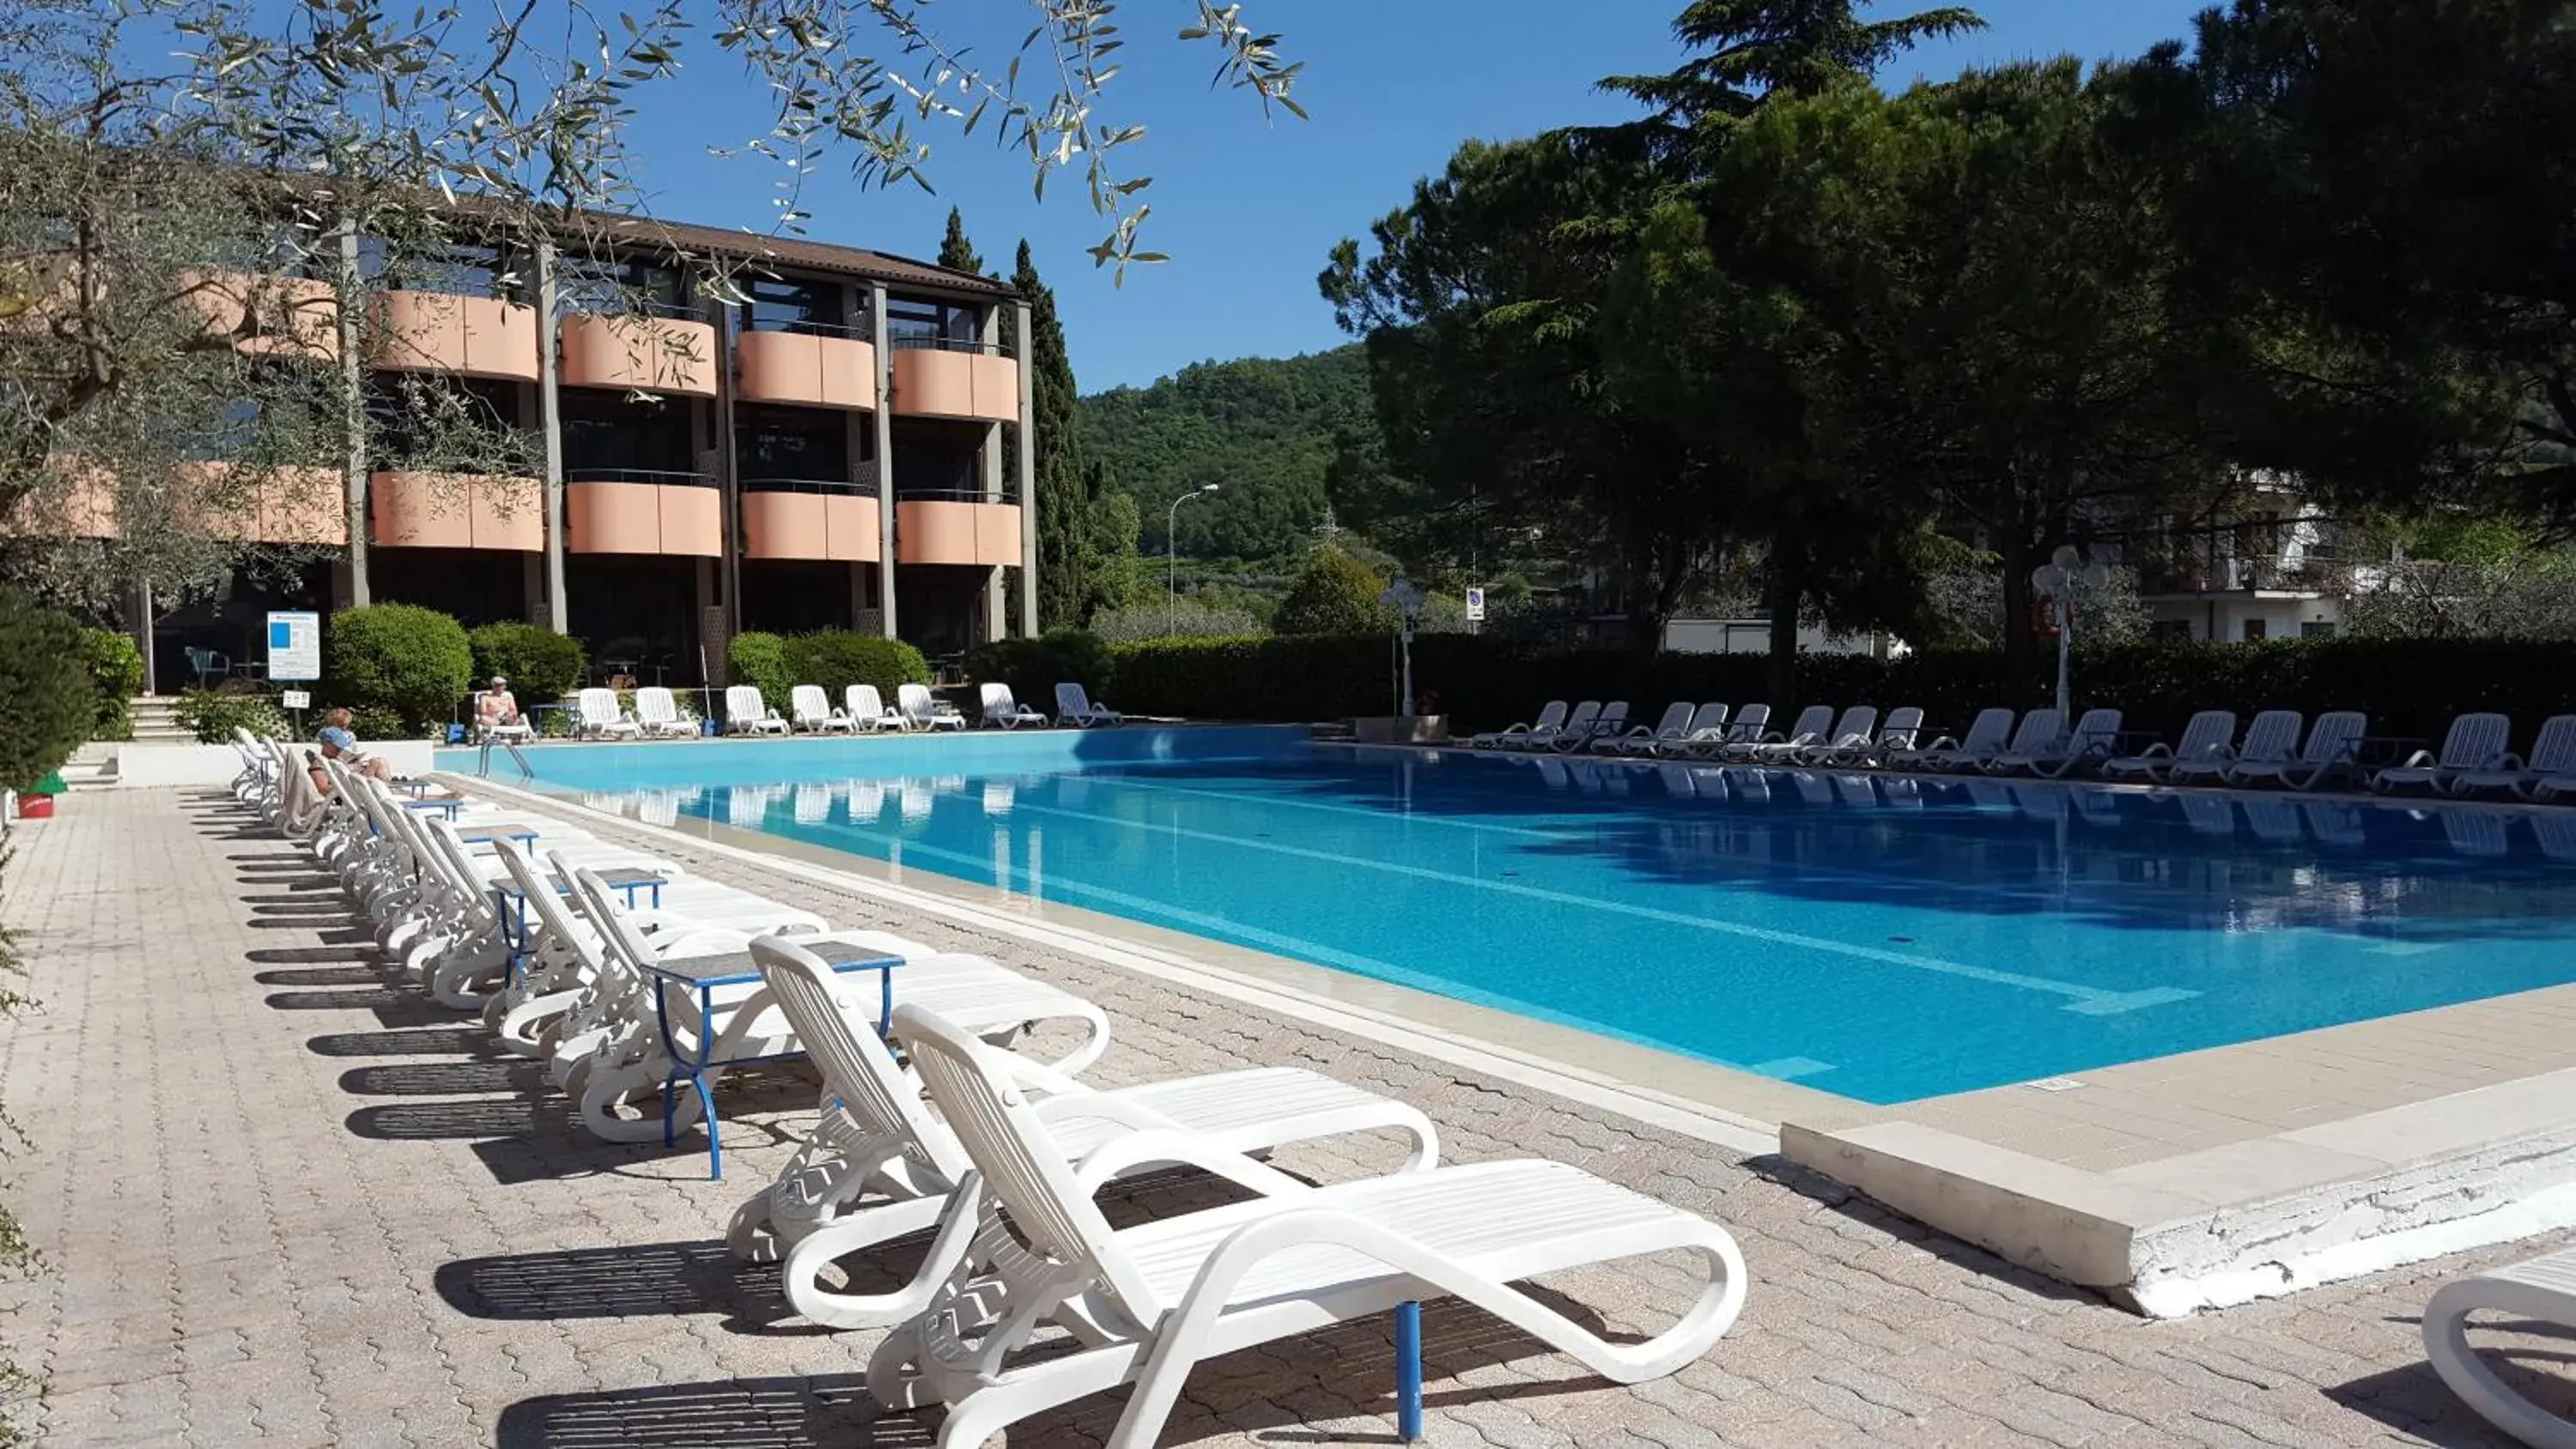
[223,729,1747,1444]
[559,681,1125,739]
[1471,700,2576,797]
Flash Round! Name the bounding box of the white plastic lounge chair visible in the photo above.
[474,689,536,743]
[2026,709,2123,779]
[1828,706,1921,767]
[2229,710,2365,791]
[2425,1245,2576,1448]
[632,686,697,738]
[2372,712,2511,794]
[1556,700,1627,752]
[2179,708,2300,786]
[2101,710,2235,783]
[2451,714,2576,797]
[725,685,791,736]
[898,683,969,732]
[1054,682,1123,727]
[1516,700,1599,752]
[1747,705,1835,764]
[1693,703,1771,761]
[1886,708,2012,773]
[864,1003,1751,1449]
[729,937,1440,1330]
[1971,709,2066,774]
[570,687,642,740]
[979,682,1048,729]
[1473,700,1567,749]
[792,685,855,734]
[1656,703,1732,758]
[843,685,902,732]
[1597,701,1695,756]
[1793,706,1878,767]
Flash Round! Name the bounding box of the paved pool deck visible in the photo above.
[6,785,2576,1446]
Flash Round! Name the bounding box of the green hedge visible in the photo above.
[324,603,473,736]
[78,628,144,741]
[175,687,289,745]
[0,591,94,787]
[1104,634,2576,745]
[963,630,1110,710]
[789,631,931,700]
[728,631,794,707]
[467,621,586,706]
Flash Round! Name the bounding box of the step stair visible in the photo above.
[127,696,196,744]
[57,745,118,791]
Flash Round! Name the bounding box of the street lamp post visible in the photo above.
[1378,575,1427,717]
[2030,545,2112,718]
[1167,483,1218,635]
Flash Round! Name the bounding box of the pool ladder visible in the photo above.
[477,738,534,780]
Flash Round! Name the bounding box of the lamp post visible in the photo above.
[1167,483,1218,635]
[1378,575,1426,718]
[2030,545,2112,718]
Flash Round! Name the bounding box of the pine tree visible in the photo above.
[1006,240,1107,627]
[936,207,983,275]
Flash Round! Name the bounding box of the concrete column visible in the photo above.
[871,282,898,640]
[534,241,570,633]
[845,281,870,629]
[981,302,1005,641]
[1015,299,1038,638]
[710,289,744,637]
[337,225,370,606]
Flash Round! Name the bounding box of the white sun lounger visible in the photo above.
[1055,682,1123,727]
[842,684,903,732]
[2102,710,2235,783]
[979,682,1048,729]
[1474,700,1566,749]
[2451,714,2576,797]
[1556,700,1628,752]
[1794,706,1878,767]
[2425,1246,2576,1449]
[2227,710,2363,791]
[2173,708,2296,786]
[1596,701,1696,756]
[792,685,855,734]
[632,686,698,738]
[1746,705,1835,764]
[1693,703,1771,761]
[1516,700,1600,752]
[899,683,969,732]
[1828,706,1921,767]
[729,937,1439,1330]
[725,685,791,736]
[1886,708,2012,773]
[864,1003,1751,1449]
[572,687,643,740]
[2373,713,2512,794]
[1655,702,1733,758]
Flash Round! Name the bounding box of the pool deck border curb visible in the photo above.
[447,773,1783,1156]
[1783,1064,2576,1317]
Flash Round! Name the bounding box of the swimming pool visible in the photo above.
[475,731,2576,1103]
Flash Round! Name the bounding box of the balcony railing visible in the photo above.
[886,330,1010,356]
[743,467,880,495]
[565,467,718,488]
[743,313,867,338]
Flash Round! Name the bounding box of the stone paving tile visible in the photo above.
[8,788,2576,1446]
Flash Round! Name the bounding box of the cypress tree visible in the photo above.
[936,207,983,275]
[1006,240,1103,628]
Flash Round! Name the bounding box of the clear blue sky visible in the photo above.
[613,1,2215,391]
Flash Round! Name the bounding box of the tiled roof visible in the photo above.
[575,211,1014,300]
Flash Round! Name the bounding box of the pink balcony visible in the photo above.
[891,345,1018,422]
[566,479,722,556]
[740,489,880,562]
[896,500,1021,566]
[736,330,876,409]
[369,471,544,550]
[179,270,340,361]
[183,463,349,546]
[559,312,717,397]
[370,291,540,381]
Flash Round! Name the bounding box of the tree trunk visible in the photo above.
[1765,552,1800,707]
[1998,528,2040,706]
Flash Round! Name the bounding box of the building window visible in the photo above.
[560,388,695,476]
[888,421,978,498]
[744,276,845,334]
[884,294,982,348]
[735,403,851,483]
[2150,619,2191,642]
[365,376,528,466]
[2241,617,2268,640]
[2300,620,2338,639]
[556,256,686,315]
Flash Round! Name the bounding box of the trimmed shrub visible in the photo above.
[466,621,586,707]
[78,628,144,741]
[727,631,794,710]
[338,704,410,743]
[964,629,1110,711]
[786,631,931,700]
[0,591,94,787]
[323,603,472,736]
[1274,548,1394,636]
[175,687,289,744]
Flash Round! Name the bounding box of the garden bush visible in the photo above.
[77,628,144,741]
[466,621,586,706]
[727,631,794,708]
[786,631,931,700]
[963,629,1110,710]
[0,591,94,787]
[1273,548,1394,636]
[323,603,472,736]
[174,687,290,744]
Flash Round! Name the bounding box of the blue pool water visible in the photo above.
[472,731,2576,1103]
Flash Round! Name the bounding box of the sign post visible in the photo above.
[267,610,321,736]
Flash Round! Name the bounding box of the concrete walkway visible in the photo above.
[3,787,2572,1446]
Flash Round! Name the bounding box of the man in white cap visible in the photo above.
[474,674,526,741]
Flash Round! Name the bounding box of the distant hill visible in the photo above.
[1078,345,1376,561]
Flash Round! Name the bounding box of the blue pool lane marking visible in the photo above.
[994,797,2200,1016]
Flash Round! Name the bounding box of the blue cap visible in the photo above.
[318,726,357,751]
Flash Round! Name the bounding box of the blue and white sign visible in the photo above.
[1464,587,1486,622]
[266,610,321,682]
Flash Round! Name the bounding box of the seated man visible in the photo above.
[476,676,531,741]
[319,711,394,783]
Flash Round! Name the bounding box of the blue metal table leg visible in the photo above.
[1395,1300,1423,1442]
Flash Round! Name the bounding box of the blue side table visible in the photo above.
[492,868,666,980]
[643,941,904,1179]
